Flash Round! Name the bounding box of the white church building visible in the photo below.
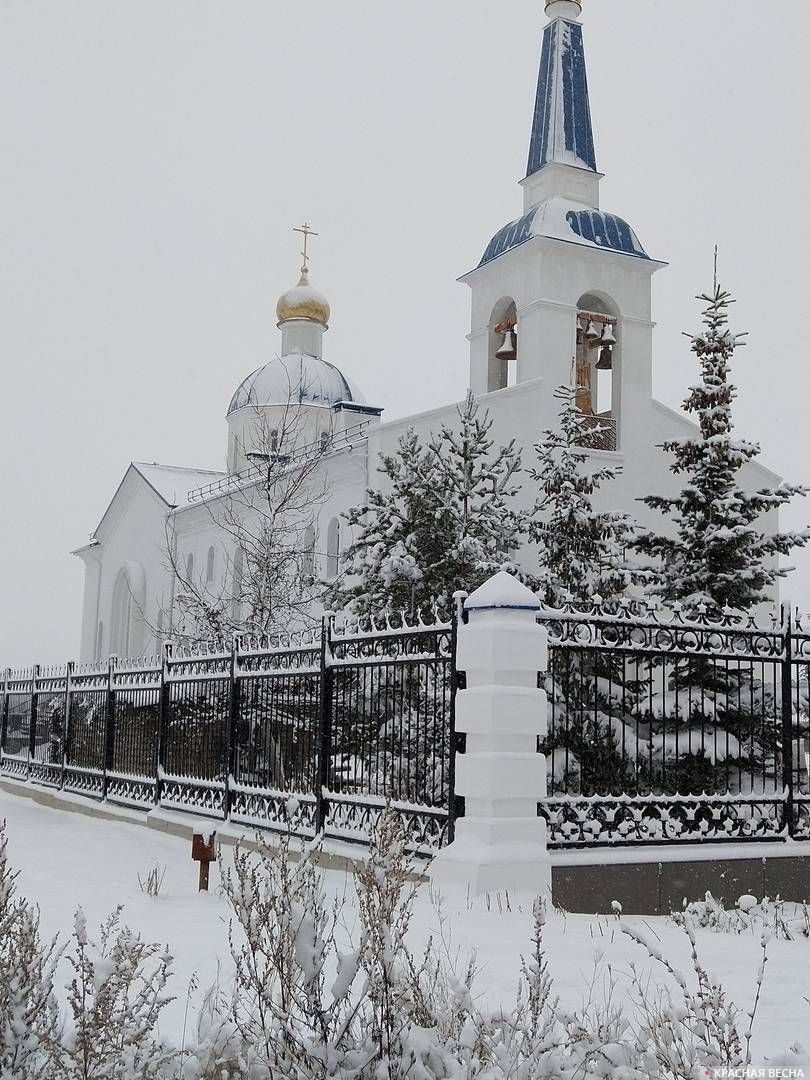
[73,0,781,661]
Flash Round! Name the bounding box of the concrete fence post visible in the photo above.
[429,571,551,899]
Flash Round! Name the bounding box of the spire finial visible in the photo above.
[293,221,319,274]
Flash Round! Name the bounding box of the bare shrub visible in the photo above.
[53,907,175,1079]
[138,862,167,899]
[0,819,63,1079]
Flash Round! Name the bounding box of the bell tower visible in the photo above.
[461,0,665,456]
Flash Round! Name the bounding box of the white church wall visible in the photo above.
[88,472,173,661]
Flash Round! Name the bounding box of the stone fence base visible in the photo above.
[552,844,810,914]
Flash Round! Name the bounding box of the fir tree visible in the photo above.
[529,384,645,797]
[636,274,809,615]
[427,390,524,595]
[337,429,444,615]
[338,393,524,615]
[529,384,642,607]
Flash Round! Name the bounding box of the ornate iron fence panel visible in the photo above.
[325,612,454,853]
[537,598,792,847]
[228,633,322,835]
[107,659,161,806]
[64,662,108,798]
[28,666,68,788]
[162,646,231,816]
[1,668,35,780]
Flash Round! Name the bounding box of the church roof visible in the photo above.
[527,13,596,176]
[131,463,227,507]
[478,197,650,266]
[227,352,360,416]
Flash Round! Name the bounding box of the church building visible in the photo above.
[73,0,781,660]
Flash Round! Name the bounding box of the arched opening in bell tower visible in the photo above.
[487,298,518,392]
[575,292,619,450]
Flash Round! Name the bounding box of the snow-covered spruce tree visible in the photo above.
[633,278,810,797]
[334,396,523,807]
[426,389,524,596]
[636,279,809,615]
[337,392,524,616]
[528,384,647,797]
[529,383,642,608]
[336,428,443,616]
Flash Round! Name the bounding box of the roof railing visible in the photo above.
[186,419,372,504]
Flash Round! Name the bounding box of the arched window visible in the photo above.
[270,429,279,452]
[206,546,215,583]
[110,569,133,656]
[186,553,194,582]
[488,298,518,392]
[326,518,340,579]
[231,547,244,624]
[95,621,104,661]
[302,525,315,580]
[575,291,619,450]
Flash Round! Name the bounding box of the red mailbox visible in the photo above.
[191,831,217,891]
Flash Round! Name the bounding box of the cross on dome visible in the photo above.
[293,221,319,272]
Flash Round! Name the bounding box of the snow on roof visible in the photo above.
[465,571,542,613]
[132,463,227,507]
[479,197,651,267]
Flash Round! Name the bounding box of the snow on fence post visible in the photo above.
[27,664,40,781]
[155,641,173,807]
[0,668,9,764]
[101,655,116,800]
[429,571,551,899]
[781,603,795,837]
[223,633,241,821]
[60,660,73,791]
[315,612,335,835]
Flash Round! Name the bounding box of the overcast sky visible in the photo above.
[1,0,809,666]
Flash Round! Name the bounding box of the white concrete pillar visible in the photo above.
[429,571,551,898]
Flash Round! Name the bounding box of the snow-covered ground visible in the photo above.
[1,787,809,1063]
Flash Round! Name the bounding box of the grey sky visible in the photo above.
[2,0,809,666]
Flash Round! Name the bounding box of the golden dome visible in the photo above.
[276,267,330,328]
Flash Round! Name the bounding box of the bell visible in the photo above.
[596,344,613,370]
[496,328,517,361]
[585,319,601,341]
[601,322,617,347]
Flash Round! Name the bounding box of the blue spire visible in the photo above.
[526,7,597,177]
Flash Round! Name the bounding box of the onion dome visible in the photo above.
[276,266,330,328]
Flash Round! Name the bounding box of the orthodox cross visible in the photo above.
[294,222,319,271]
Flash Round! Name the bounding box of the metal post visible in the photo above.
[447,591,468,844]
[223,635,241,820]
[28,665,40,782]
[155,642,172,806]
[781,604,795,838]
[61,662,74,791]
[314,613,334,835]
[0,668,9,766]
[102,656,116,800]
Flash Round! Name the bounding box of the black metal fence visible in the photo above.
[539,599,810,847]
[0,611,457,853]
[4,597,810,854]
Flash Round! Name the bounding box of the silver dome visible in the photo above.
[227,353,359,416]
